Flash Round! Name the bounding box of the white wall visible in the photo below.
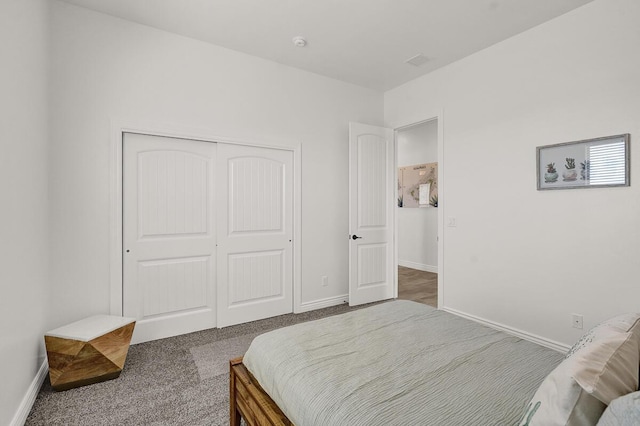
[49,1,383,328]
[0,0,50,424]
[397,121,438,272]
[385,0,640,347]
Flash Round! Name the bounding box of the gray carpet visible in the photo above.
[26,303,367,426]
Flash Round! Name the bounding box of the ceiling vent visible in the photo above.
[405,54,430,67]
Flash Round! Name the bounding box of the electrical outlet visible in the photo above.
[322,275,328,287]
[572,313,583,330]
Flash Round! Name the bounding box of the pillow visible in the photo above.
[518,313,640,426]
[570,313,640,404]
[597,391,640,426]
[518,358,606,425]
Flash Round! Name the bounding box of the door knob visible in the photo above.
[351,235,362,240]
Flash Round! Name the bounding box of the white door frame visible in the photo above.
[390,110,444,308]
[109,119,303,318]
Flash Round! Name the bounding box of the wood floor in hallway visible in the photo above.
[398,266,437,308]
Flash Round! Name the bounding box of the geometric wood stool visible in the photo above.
[44,315,136,391]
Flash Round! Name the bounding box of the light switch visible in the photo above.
[447,217,457,227]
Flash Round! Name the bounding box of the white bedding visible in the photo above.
[243,300,564,426]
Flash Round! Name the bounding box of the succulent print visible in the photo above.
[565,158,575,170]
[546,163,556,173]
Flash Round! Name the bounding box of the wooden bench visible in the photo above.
[45,315,136,391]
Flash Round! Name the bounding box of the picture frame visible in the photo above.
[537,134,630,190]
[397,162,438,208]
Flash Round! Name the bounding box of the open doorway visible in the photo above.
[396,119,438,307]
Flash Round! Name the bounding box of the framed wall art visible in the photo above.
[397,162,438,207]
[537,134,630,190]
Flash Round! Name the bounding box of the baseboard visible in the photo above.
[11,359,48,426]
[398,260,438,273]
[298,294,348,313]
[441,307,570,354]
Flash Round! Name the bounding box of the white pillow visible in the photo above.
[570,314,640,404]
[518,313,640,426]
[597,391,640,426]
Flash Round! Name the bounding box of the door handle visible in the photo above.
[351,235,362,240]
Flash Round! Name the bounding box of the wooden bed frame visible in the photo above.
[230,357,293,426]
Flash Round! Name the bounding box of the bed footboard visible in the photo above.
[229,357,293,426]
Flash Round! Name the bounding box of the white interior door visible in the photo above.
[349,122,395,306]
[123,133,217,343]
[216,143,293,327]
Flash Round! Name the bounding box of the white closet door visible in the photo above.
[348,122,395,306]
[123,133,216,343]
[216,143,293,327]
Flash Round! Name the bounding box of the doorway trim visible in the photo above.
[108,119,303,319]
[390,109,444,308]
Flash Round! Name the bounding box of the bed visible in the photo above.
[229,300,565,425]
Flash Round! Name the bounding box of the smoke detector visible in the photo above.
[292,36,307,47]
[405,54,430,67]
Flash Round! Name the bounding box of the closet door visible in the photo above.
[216,143,293,327]
[123,133,217,343]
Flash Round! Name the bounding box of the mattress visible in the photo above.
[243,300,564,426]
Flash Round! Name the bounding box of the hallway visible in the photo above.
[398,266,437,307]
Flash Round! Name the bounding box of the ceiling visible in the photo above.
[59,0,594,91]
